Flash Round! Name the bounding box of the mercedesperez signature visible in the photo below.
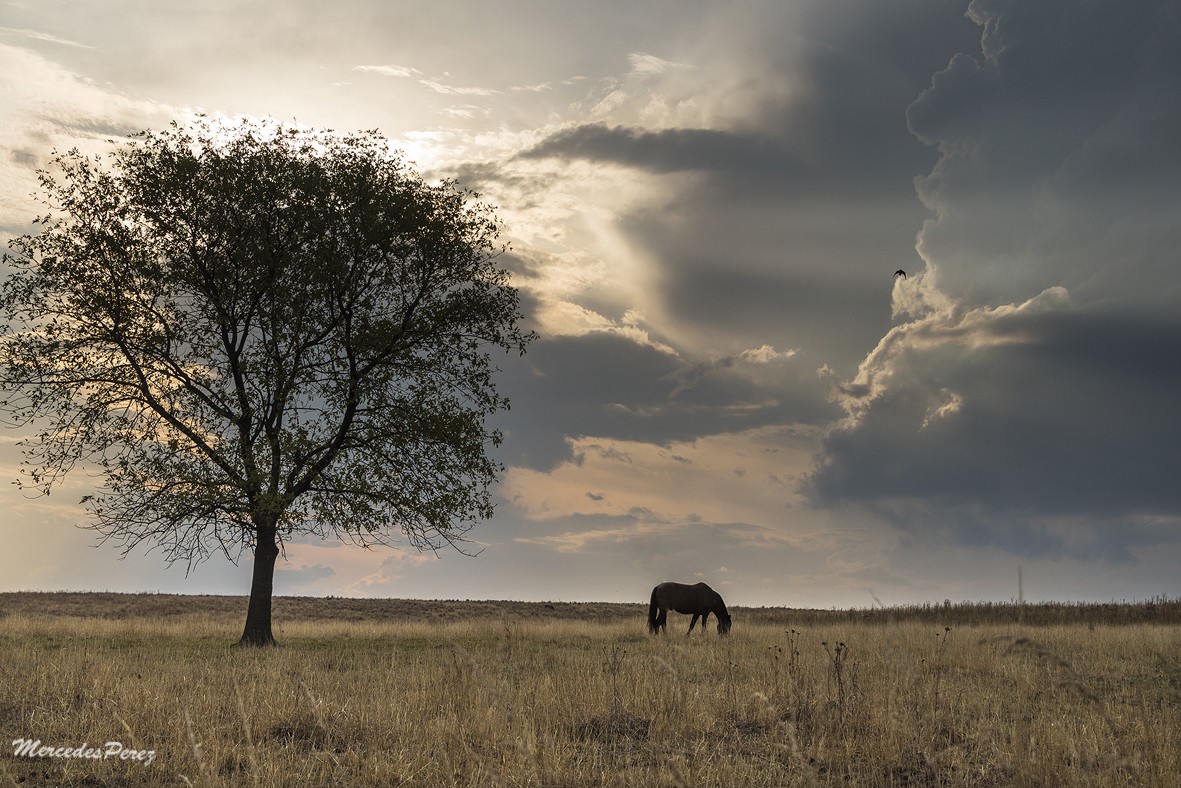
[12,738,155,766]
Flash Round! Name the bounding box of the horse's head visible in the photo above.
[717,613,732,635]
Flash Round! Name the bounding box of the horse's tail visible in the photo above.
[647,586,660,634]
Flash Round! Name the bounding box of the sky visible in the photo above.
[1,0,1179,608]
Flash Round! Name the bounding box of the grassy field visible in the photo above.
[1,594,1178,786]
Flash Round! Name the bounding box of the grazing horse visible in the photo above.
[648,581,732,636]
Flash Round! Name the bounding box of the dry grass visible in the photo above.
[1,594,1178,786]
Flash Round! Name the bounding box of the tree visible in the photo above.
[0,118,531,646]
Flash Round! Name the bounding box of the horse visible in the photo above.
[648,581,732,636]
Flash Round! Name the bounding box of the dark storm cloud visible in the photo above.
[519,123,828,198]
[518,109,915,201]
[521,124,761,174]
[491,332,837,472]
[884,503,1171,566]
[802,0,1181,566]
[809,296,1181,559]
[907,0,1174,158]
[807,307,1181,561]
[809,308,1181,516]
[512,0,981,371]
[906,0,1181,307]
[495,273,840,469]
[642,235,903,370]
[521,0,980,200]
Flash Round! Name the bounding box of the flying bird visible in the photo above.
[894,269,907,279]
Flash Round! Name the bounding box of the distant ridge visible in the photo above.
[2,591,1178,626]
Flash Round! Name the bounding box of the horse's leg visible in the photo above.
[701,612,710,636]
[657,609,668,634]
[686,613,700,637]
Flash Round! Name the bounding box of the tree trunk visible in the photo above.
[238,524,280,647]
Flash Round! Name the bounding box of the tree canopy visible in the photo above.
[0,118,532,645]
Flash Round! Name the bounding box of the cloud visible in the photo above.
[531,300,678,355]
[440,105,491,120]
[0,27,94,49]
[520,122,754,173]
[740,344,798,364]
[665,344,799,398]
[906,0,1181,309]
[353,64,421,79]
[519,1,980,197]
[510,82,551,93]
[492,332,837,473]
[808,278,1181,563]
[514,516,650,554]
[627,53,691,76]
[275,563,335,588]
[345,551,437,597]
[501,1,981,372]
[418,79,500,97]
[504,426,817,530]
[354,63,500,96]
[801,0,1181,567]
[0,43,179,236]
